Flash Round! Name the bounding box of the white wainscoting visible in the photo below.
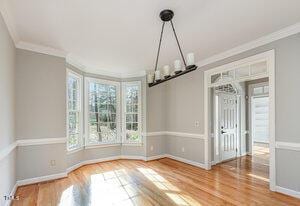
[4,138,300,200]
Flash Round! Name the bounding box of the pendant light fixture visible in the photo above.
[148,9,198,87]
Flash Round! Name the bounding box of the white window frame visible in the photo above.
[122,81,142,145]
[66,69,83,152]
[84,77,121,147]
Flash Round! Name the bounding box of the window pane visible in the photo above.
[67,72,82,151]
[68,134,79,149]
[124,83,141,143]
[253,87,263,95]
[68,112,79,134]
[87,80,118,145]
[211,73,221,84]
[250,61,267,75]
[235,66,250,79]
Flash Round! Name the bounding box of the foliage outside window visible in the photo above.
[122,82,142,144]
[86,78,120,145]
[67,70,83,151]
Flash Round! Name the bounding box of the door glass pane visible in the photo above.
[211,73,221,84]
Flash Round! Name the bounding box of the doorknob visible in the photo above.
[221,130,226,134]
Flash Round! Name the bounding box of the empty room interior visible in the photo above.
[1,0,300,205]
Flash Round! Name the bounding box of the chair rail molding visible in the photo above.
[275,141,300,151]
[146,131,205,139]
[17,137,67,146]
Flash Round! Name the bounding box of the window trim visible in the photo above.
[122,81,142,144]
[66,69,84,151]
[84,77,121,146]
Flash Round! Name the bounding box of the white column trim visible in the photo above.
[0,142,17,161]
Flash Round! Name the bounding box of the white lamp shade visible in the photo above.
[163,65,170,76]
[186,53,195,65]
[174,60,181,71]
[147,74,154,83]
[155,70,161,80]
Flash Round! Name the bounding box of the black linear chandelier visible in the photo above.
[148,9,198,87]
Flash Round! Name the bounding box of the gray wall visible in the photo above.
[164,33,300,191]
[15,49,68,179]
[0,12,16,205]
[16,49,66,139]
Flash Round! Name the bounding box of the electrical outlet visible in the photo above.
[181,147,185,153]
[195,121,200,127]
[50,160,56,167]
[150,145,154,151]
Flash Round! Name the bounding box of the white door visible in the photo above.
[219,93,237,161]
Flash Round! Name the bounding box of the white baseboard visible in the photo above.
[66,155,121,173]
[276,186,300,199]
[165,154,208,170]
[120,155,146,161]
[17,172,67,186]
[146,154,167,161]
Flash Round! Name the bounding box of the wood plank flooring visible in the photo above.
[12,156,300,206]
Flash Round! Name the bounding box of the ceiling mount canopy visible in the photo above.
[148,9,198,87]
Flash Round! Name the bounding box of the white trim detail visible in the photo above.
[0,142,17,161]
[16,41,66,58]
[165,131,205,139]
[4,183,18,206]
[146,131,205,139]
[196,22,300,68]
[17,172,68,186]
[17,138,67,146]
[275,186,300,199]
[146,131,167,136]
[275,141,300,151]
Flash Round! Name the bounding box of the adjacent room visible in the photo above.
[1,0,300,205]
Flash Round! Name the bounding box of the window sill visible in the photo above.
[67,147,84,155]
[122,143,143,147]
[85,143,122,149]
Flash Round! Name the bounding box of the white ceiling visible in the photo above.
[2,0,300,76]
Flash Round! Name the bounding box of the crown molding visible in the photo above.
[16,41,67,58]
[67,54,146,79]
[0,0,19,44]
[196,22,300,68]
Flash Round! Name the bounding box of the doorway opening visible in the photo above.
[204,50,275,190]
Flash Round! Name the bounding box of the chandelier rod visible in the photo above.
[170,20,187,68]
[154,22,166,71]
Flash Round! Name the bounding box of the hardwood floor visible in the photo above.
[12,156,300,206]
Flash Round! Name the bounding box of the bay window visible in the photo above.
[67,69,83,151]
[122,81,142,144]
[85,78,120,146]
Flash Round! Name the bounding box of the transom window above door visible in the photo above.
[208,60,268,87]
